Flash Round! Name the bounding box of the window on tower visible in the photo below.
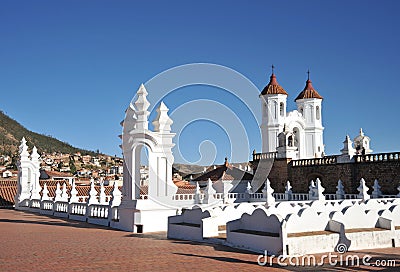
[280,102,284,117]
[316,106,320,120]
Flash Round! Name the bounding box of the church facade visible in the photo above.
[260,70,324,160]
[253,69,400,195]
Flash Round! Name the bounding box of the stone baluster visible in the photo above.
[357,178,370,201]
[285,180,292,200]
[262,179,275,207]
[372,179,382,199]
[54,182,62,202]
[110,181,122,207]
[69,180,79,203]
[335,179,345,200]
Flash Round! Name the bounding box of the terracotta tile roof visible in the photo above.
[0,180,17,186]
[0,186,16,207]
[295,79,323,100]
[42,170,73,178]
[193,164,253,183]
[261,74,288,96]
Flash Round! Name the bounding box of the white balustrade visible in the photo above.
[88,204,109,219]
[41,200,54,210]
[70,203,87,216]
[54,201,68,213]
[30,199,41,208]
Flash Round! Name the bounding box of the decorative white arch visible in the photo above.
[120,84,178,206]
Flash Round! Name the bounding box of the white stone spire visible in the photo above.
[110,181,122,207]
[336,179,345,199]
[69,180,79,203]
[99,180,107,204]
[152,101,173,133]
[61,183,69,202]
[262,179,275,207]
[19,137,29,160]
[41,183,50,201]
[134,84,150,131]
[372,179,382,198]
[54,182,62,202]
[357,178,370,200]
[31,146,40,162]
[87,179,99,205]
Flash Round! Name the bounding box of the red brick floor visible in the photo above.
[0,209,399,271]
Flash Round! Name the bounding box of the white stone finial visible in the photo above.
[122,103,138,133]
[308,180,316,198]
[336,179,345,199]
[246,181,253,194]
[110,181,122,207]
[19,137,29,160]
[314,178,325,201]
[99,180,107,204]
[54,182,62,202]
[194,182,202,204]
[372,179,382,199]
[61,183,69,202]
[31,146,40,162]
[134,84,150,131]
[285,180,292,194]
[41,183,50,201]
[205,178,216,195]
[262,179,275,207]
[152,101,173,132]
[30,181,41,200]
[87,179,99,205]
[359,128,364,136]
[203,178,216,204]
[357,178,370,200]
[69,180,79,203]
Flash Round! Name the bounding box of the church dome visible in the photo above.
[261,73,288,96]
[295,78,323,100]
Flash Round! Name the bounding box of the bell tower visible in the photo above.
[260,66,288,153]
[295,71,324,158]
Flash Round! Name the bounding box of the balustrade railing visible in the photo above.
[253,152,277,161]
[41,200,54,210]
[54,201,68,213]
[70,203,87,216]
[355,152,400,163]
[30,199,41,208]
[88,204,109,219]
[291,156,337,167]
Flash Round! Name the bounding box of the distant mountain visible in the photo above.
[0,110,97,156]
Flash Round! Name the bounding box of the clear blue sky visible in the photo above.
[1,0,399,164]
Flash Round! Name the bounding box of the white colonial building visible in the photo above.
[260,70,324,159]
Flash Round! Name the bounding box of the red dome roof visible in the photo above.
[261,74,288,96]
[295,79,323,100]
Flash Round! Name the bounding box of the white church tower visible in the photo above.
[260,68,325,159]
[294,71,325,158]
[260,66,288,153]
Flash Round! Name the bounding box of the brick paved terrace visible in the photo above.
[0,209,399,272]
